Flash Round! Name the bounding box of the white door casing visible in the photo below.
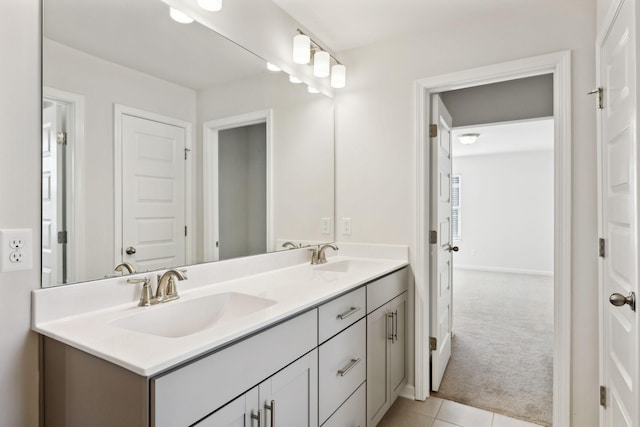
[598,0,639,425]
[42,104,62,286]
[414,51,571,426]
[430,94,454,392]
[115,105,193,272]
[202,110,273,261]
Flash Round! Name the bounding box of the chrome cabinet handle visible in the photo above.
[251,410,262,427]
[393,310,398,341]
[337,306,361,320]
[387,312,394,341]
[125,246,136,255]
[609,292,636,311]
[265,400,275,427]
[447,245,459,252]
[338,358,361,377]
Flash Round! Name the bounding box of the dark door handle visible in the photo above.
[125,246,137,255]
[609,292,636,311]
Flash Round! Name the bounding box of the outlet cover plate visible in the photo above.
[0,229,33,272]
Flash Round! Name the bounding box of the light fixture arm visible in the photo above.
[296,29,342,66]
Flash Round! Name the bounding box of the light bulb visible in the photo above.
[307,86,319,94]
[169,7,194,24]
[313,51,330,78]
[197,0,222,12]
[293,34,311,64]
[289,75,302,84]
[457,133,480,145]
[266,62,281,72]
[331,64,346,88]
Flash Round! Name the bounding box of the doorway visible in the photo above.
[414,51,572,427]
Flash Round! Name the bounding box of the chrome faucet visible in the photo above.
[282,241,298,249]
[156,269,187,302]
[318,244,339,264]
[115,262,136,275]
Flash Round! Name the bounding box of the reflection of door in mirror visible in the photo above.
[42,102,65,286]
[116,106,191,273]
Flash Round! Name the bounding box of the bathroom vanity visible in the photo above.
[34,247,409,426]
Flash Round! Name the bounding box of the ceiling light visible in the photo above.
[331,64,346,89]
[169,7,194,24]
[457,133,480,145]
[307,86,319,94]
[313,51,330,78]
[197,0,222,11]
[289,75,302,84]
[293,34,311,64]
[266,62,281,72]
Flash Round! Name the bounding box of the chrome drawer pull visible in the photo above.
[337,306,361,320]
[338,358,361,377]
[265,400,275,427]
[251,410,262,427]
[387,312,394,342]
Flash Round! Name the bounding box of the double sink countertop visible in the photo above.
[32,245,408,377]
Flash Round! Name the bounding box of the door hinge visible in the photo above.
[56,132,67,145]
[599,238,605,258]
[600,385,606,407]
[429,124,438,138]
[429,337,437,351]
[57,231,68,244]
[216,241,219,248]
[588,88,604,109]
[184,226,188,237]
[184,147,191,160]
[429,230,437,244]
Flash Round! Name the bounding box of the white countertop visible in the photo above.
[33,251,408,377]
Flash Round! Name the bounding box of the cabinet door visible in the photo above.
[195,387,259,427]
[367,303,390,424]
[389,292,407,398]
[259,349,318,427]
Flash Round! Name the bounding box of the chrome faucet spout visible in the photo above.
[115,262,136,275]
[156,269,187,302]
[317,244,339,264]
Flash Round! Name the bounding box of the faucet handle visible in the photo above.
[308,247,320,265]
[165,276,180,300]
[126,277,147,284]
[127,277,153,306]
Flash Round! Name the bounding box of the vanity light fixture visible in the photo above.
[457,133,480,145]
[293,34,311,64]
[169,7,194,23]
[267,62,281,72]
[197,0,222,12]
[307,86,319,94]
[293,29,347,88]
[289,75,302,84]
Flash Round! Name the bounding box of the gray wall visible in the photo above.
[219,123,267,259]
[440,74,554,127]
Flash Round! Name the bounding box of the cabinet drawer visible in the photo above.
[318,318,366,424]
[367,267,408,313]
[321,382,366,427]
[151,309,317,427]
[318,287,366,344]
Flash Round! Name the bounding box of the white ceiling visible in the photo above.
[451,118,554,158]
[271,0,538,52]
[44,0,265,90]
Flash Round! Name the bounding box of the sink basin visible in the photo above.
[313,259,382,273]
[111,292,277,338]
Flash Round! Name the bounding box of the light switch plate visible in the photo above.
[321,218,331,235]
[0,229,33,272]
[341,218,352,236]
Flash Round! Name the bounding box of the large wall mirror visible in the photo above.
[42,0,335,287]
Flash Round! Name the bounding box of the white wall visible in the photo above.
[0,0,40,425]
[43,39,197,280]
[452,150,554,275]
[334,1,597,425]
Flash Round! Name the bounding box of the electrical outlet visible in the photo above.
[341,218,352,236]
[0,229,32,272]
[321,217,331,235]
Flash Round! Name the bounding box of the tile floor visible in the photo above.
[377,397,545,427]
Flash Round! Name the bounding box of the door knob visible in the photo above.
[609,292,636,312]
[448,245,459,252]
[125,246,137,255]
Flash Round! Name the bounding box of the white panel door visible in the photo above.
[430,94,454,391]
[599,0,639,426]
[121,114,186,272]
[42,104,62,286]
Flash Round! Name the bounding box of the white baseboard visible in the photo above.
[400,384,416,400]
[454,264,553,276]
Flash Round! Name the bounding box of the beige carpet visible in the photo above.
[432,269,553,426]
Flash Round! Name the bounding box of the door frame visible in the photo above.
[414,51,572,427]
[202,110,273,261]
[42,86,86,284]
[113,104,194,266]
